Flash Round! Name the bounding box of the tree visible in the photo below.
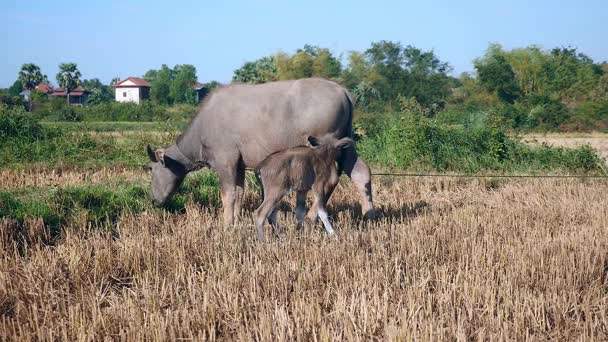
[204,80,222,91]
[312,50,341,79]
[361,41,452,106]
[18,64,46,91]
[56,63,81,104]
[351,81,380,108]
[288,50,313,79]
[8,80,23,97]
[401,45,452,105]
[233,56,277,84]
[474,45,520,104]
[18,63,48,110]
[149,64,172,104]
[82,78,113,105]
[170,64,197,104]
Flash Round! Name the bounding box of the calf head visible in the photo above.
[307,135,354,151]
[146,145,187,206]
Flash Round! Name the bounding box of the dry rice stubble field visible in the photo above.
[1,168,608,340]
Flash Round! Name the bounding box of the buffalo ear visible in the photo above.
[335,137,354,150]
[155,149,166,166]
[146,145,157,162]
[307,136,321,147]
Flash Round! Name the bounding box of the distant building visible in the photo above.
[19,89,31,101]
[112,77,151,104]
[189,82,209,103]
[35,84,53,94]
[50,86,89,105]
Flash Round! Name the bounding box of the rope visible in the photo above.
[369,173,608,179]
[244,168,607,179]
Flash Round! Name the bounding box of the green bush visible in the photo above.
[0,171,224,232]
[526,95,571,130]
[54,185,148,225]
[167,172,221,212]
[0,104,54,142]
[356,112,605,174]
[0,191,61,228]
[36,101,196,122]
[560,100,608,132]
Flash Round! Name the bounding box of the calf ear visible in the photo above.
[146,145,157,162]
[307,136,320,147]
[335,137,355,149]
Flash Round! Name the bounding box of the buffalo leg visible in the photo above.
[219,173,237,225]
[234,164,246,221]
[217,159,242,225]
[340,147,374,219]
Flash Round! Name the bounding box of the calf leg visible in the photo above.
[254,188,284,241]
[314,192,335,236]
[268,208,281,234]
[306,169,341,222]
[295,191,307,230]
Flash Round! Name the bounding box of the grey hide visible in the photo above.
[147,77,374,224]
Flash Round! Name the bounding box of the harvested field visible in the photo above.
[1,171,607,340]
[524,132,608,160]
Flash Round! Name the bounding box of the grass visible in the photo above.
[1,170,607,340]
[40,121,189,132]
[2,114,605,177]
[356,113,606,174]
[0,131,176,169]
[524,132,608,160]
[0,171,224,231]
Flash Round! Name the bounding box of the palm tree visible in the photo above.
[56,63,81,104]
[18,63,46,110]
[19,63,46,90]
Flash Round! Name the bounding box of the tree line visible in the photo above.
[2,63,221,108]
[232,41,608,131]
[3,41,607,131]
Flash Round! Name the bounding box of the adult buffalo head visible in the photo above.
[146,144,188,206]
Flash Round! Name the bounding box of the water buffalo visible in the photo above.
[146,77,374,224]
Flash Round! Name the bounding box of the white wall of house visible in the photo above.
[115,87,141,103]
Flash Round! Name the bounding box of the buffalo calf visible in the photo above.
[254,135,354,240]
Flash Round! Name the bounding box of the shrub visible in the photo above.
[53,185,148,226]
[560,100,608,132]
[0,104,55,142]
[356,111,605,174]
[0,191,61,228]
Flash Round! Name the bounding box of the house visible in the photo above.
[50,86,89,105]
[19,89,31,101]
[112,77,151,104]
[35,84,53,94]
[189,82,209,103]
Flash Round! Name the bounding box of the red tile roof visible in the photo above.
[113,77,151,88]
[50,86,88,97]
[189,82,205,90]
[35,84,53,94]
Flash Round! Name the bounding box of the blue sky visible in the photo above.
[1,0,607,87]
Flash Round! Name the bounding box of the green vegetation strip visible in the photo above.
[0,172,221,232]
[2,104,606,175]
